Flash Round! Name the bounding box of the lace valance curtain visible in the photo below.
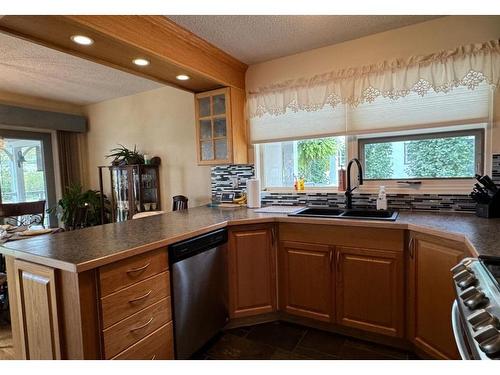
[247,39,500,119]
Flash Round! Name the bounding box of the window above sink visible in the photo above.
[359,128,484,181]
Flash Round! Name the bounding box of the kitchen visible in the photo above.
[0,2,500,369]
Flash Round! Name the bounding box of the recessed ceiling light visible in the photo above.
[132,58,150,67]
[70,35,94,46]
[176,74,190,81]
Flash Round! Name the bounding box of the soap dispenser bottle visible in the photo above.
[376,186,387,211]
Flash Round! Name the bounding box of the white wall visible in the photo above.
[246,16,500,154]
[246,16,500,91]
[84,85,212,209]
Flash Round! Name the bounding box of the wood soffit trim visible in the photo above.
[68,16,247,72]
[0,15,247,92]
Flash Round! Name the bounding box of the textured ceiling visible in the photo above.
[167,15,443,64]
[0,32,163,106]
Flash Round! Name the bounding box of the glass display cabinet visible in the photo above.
[195,87,248,165]
[98,164,161,222]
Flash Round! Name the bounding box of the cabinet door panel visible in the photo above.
[214,138,228,160]
[213,117,227,137]
[200,140,214,161]
[195,87,247,165]
[228,226,276,318]
[199,119,212,140]
[279,241,333,322]
[336,247,404,337]
[409,235,464,359]
[212,94,226,115]
[197,97,211,117]
[13,260,61,359]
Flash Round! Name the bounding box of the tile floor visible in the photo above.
[0,324,14,360]
[0,320,420,360]
[192,321,419,360]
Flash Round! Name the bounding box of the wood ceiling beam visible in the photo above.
[0,15,247,92]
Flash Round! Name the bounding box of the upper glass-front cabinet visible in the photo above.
[195,87,248,165]
[196,88,230,164]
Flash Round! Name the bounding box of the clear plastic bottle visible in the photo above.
[376,186,388,211]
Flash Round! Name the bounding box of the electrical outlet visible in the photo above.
[230,177,239,188]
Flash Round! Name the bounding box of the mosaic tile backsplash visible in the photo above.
[211,164,255,201]
[211,160,500,213]
[260,192,475,212]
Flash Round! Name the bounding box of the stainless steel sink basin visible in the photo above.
[289,207,399,221]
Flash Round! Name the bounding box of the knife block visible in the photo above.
[476,194,500,218]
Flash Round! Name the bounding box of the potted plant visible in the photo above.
[48,184,110,230]
[106,144,145,166]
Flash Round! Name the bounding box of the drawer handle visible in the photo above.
[409,237,415,259]
[126,262,151,274]
[129,317,154,332]
[128,290,152,303]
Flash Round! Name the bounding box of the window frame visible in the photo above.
[257,126,490,195]
[256,136,347,191]
[357,128,485,181]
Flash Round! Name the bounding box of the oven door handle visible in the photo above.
[452,300,472,360]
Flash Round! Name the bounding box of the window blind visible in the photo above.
[347,84,492,135]
[249,83,492,143]
[249,104,346,144]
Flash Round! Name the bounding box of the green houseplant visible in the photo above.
[106,144,145,166]
[48,184,110,230]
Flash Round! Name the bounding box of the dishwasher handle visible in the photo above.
[169,229,227,264]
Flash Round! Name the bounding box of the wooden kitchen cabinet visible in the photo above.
[228,224,277,318]
[6,248,174,360]
[335,246,404,337]
[195,87,247,165]
[10,259,61,359]
[278,241,334,322]
[408,232,467,360]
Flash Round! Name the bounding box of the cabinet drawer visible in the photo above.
[99,248,168,297]
[103,297,172,359]
[279,224,404,251]
[101,272,170,328]
[112,322,174,360]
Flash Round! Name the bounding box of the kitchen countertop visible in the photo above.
[1,205,500,272]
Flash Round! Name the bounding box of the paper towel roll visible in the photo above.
[246,178,261,208]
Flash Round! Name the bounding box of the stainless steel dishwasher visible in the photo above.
[168,229,228,359]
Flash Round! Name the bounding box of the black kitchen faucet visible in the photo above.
[345,158,364,209]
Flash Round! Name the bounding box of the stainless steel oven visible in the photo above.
[451,258,500,360]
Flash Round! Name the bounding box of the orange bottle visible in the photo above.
[338,166,346,191]
[298,177,305,191]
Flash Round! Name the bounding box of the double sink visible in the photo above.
[288,207,399,221]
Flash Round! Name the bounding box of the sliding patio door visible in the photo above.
[0,130,57,227]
